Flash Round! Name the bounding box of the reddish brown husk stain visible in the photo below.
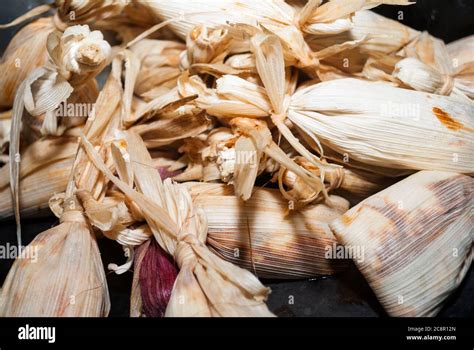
[432,107,472,132]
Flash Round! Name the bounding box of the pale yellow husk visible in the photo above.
[330,171,473,317]
[0,198,110,316]
[288,78,474,174]
[0,156,73,219]
[55,0,128,25]
[0,17,54,109]
[187,182,349,279]
[129,39,185,99]
[307,10,418,73]
[387,32,474,99]
[0,50,132,316]
[80,130,274,316]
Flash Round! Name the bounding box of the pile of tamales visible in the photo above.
[0,0,472,317]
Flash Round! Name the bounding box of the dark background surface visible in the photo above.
[0,0,473,317]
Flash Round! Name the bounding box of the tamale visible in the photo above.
[81,130,274,316]
[288,78,474,174]
[330,171,473,317]
[0,18,54,109]
[0,197,110,316]
[188,182,349,279]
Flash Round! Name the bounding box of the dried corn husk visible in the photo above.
[200,127,238,182]
[230,117,327,201]
[317,144,415,178]
[399,32,451,73]
[361,54,402,83]
[145,0,412,77]
[166,136,205,182]
[330,171,473,316]
[0,117,10,155]
[186,25,232,65]
[307,10,418,74]
[81,130,274,316]
[47,25,112,87]
[9,25,111,244]
[0,157,73,219]
[131,110,212,149]
[0,136,77,219]
[178,72,271,119]
[130,239,149,317]
[392,57,463,97]
[447,35,474,100]
[2,51,136,316]
[0,197,110,316]
[0,17,54,109]
[55,0,128,25]
[278,156,393,202]
[187,182,349,279]
[129,39,185,99]
[142,0,319,73]
[22,79,99,143]
[299,1,413,36]
[0,145,181,221]
[178,34,331,201]
[288,78,474,174]
[178,66,327,201]
[388,32,474,99]
[447,35,474,68]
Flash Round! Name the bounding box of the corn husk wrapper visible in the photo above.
[399,32,450,73]
[80,130,274,317]
[47,25,112,87]
[392,57,470,98]
[129,39,185,99]
[178,69,326,202]
[0,17,54,109]
[278,156,393,203]
[446,35,474,100]
[0,147,178,221]
[178,72,271,119]
[199,127,239,183]
[142,0,321,74]
[307,10,418,74]
[0,197,110,316]
[185,25,233,66]
[447,36,474,99]
[330,171,473,317]
[387,32,474,99]
[22,79,99,144]
[317,144,414,178]
[361,54,402,84]
[394,32,474,98]
[130,239,149,317]
[130,110,212,149]
[178,35,330,201]
[8,25,111,244]
[288,78,474,175]
[187,182,349,279]
[0,50,132,316]
[0,116,11,155]
[0,157,73,220]
[447,35,474,68]
[299,1,413,36]
[66,50,137,273]
[145,0,413,77]
[0,136,77,219]
[55,0,128,25]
